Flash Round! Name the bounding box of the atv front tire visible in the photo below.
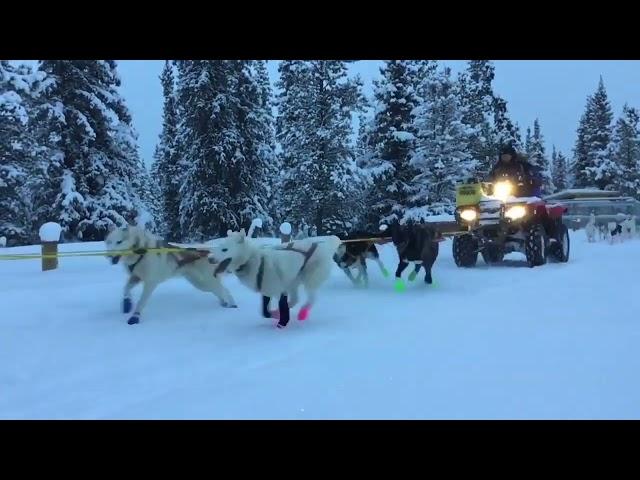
[525,224,547,267]
[549,222,570,263]
[453,234,478,268]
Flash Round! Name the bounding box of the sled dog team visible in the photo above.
[104,222,441,329]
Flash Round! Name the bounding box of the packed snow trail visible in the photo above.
[1,232,639,419]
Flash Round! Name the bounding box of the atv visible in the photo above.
[451,175,570,268]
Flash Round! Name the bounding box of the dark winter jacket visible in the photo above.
[487,155,543,196]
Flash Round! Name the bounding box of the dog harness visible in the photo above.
[127,247,148,274]
[275,242,319,276]
[235,255,266,291]
[127,241,207,275]
[234,242,319,293]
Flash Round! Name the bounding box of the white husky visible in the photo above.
[207,229,341,328]
[104,225,237,325]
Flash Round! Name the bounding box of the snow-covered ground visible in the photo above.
[1,232,639,419]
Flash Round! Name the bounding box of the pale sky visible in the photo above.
[83,60,640,165]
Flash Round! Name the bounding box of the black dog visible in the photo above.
[333,232,389,287]
[385,222,440,290]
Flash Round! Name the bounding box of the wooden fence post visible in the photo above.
[279,222,292,244]
[39,222,62,272]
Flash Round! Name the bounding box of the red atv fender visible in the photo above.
[545,203,568,219]
[525,200,566,220]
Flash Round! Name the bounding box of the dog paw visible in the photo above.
[408,271,417,282]
[297,306,311,321]
[127,315,140,325]
[270,310,281,320]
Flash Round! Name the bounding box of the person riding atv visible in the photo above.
[451,143,570,268]
[487,144,544,198]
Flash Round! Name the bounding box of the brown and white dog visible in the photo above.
[333,232,389,287]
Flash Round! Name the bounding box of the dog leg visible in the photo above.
[374,257,389,278]
[288,283,300,309]
[343,267,359,286]
[394,261,409,292]
[127,282,158,325]
[185,271,237,308]
[395,261,409,278]
[210,279,238,308]
[408,264,421,282]
[262,296,271,318]
[424,267,433,285]
[123,276,140,314]
[276,294,290,329]
[297,289,316,322]
[358,259,369,288]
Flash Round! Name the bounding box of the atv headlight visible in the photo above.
[505,205,527,220]
[493,181,513,202]
[460,208,478,222]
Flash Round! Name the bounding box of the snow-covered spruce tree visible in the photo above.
[149,151,166,233]
[151,60,181,239]
[572,77,616,190]
[610,104,640,198]
[0,61,39,245]
[524,126,532,157]
[359,60,425,228]
[0,61,57,245]
[404,67,477,220]
[456,60,499,177]
[175,60,279,240]
[36,60,150,241]
[527,118,553,193]
[493,95,522,153]
[252,60,281,234]
[550,146,569,193]
[174,60,240,240]
[230,60,279,235]
[276,60,366,235]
